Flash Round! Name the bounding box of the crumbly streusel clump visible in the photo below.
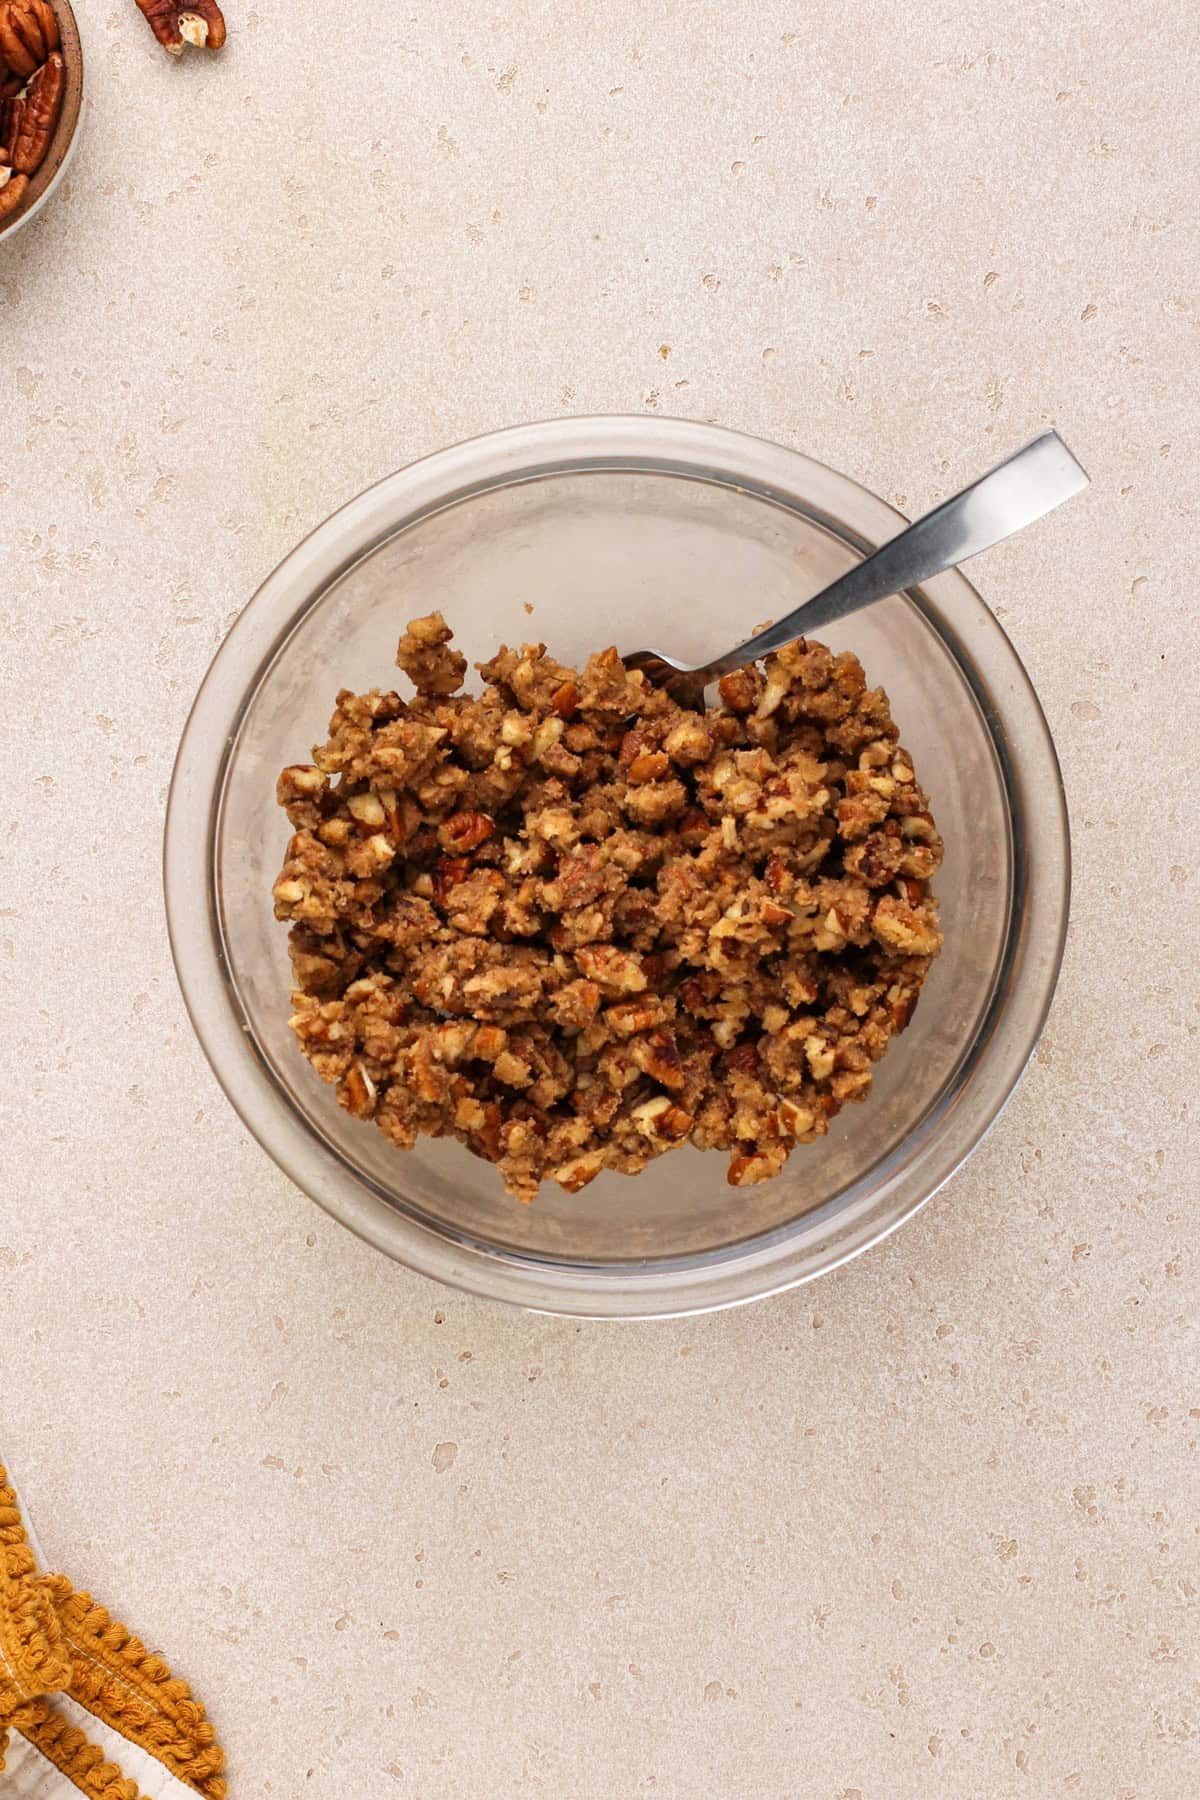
[271,613,943,1201]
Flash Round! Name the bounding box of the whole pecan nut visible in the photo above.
[12,48,62,176]
[0,0,58,80]
[133,0,226,54]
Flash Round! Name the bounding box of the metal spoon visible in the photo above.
[624,430,1089,695]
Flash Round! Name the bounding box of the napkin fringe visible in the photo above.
[0,1465,226,1798]
[49,1579,226,1796]
[0,1466,73,1727]
[13,1700,143,1798]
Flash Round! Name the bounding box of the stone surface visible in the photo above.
[1,2,1197,1795]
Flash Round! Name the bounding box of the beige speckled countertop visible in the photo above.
[2,3,1198,1795]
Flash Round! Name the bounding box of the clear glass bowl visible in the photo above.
[164,418,1069,1318]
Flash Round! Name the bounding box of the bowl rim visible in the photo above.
[164,415,1071,1318]
[0,0,84,245]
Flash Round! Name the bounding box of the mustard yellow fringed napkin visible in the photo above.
[0,1465,226,1798]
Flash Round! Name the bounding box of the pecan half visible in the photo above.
[0,0,58,80]
[0,91,23,164]
[0,167,28,219]
[134,0,226,54]
[13,49,63,176]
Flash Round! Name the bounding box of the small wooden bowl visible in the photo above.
[0,0,83,242]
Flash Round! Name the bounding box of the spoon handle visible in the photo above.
[701,430,1089,682]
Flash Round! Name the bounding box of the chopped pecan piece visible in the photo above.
[872,893,943,957]
[549,978,601,1032]
[727,1147,786,1185]
[723,1042,760,1076]
[338,1062,378,1118]
[346,791,386,828]
[432,854,472,905]
[630,1026,684,1089]
[717,668,759,713]
[627,750,670,784]
[396,610,467,696]
[574,943,648,994]
[663,715,711,766]
[438,810,495,853]
[551,1150,606,1194]
[630,1096,692,1141]
[603,995,664,1037]
[277,764,327,806]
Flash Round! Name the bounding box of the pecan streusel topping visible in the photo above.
[272,613,944,1201]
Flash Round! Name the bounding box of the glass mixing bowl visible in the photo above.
[164,418,1069,1318]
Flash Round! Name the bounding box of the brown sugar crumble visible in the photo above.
[271,613,944,1201]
